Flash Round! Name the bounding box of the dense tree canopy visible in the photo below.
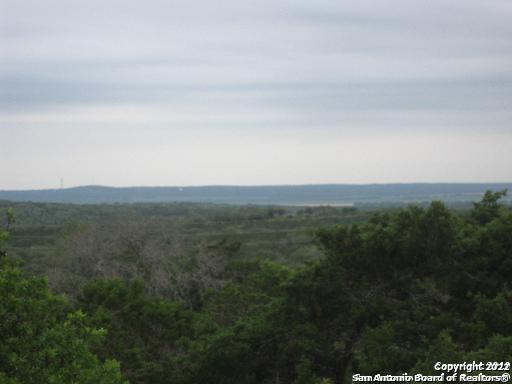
[0,211,126,384]
[1,192,510,383]
[70,192,511,383]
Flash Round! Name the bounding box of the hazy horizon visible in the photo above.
[2,0,511,189]
[3,181,512,193]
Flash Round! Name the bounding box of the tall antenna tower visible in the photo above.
[60,178,64,189]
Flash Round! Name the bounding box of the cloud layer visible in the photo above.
[1,0,511,188]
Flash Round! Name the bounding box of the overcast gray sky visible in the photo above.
[1,0,511,189]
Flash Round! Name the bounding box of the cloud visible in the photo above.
[1,0,511,187]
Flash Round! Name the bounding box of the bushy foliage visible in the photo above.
[0,211,126,384]
[0,260,126,383]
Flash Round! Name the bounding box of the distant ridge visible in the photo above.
[1,183,511,205]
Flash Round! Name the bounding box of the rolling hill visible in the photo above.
[1,183,511,206]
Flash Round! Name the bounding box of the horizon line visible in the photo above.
[2,181,512,193]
